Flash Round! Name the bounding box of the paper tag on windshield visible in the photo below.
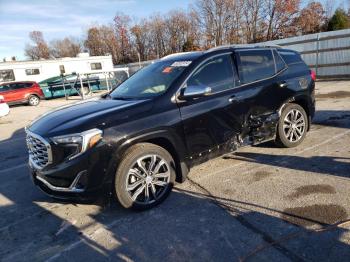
[162,67,173,73]
[171,61,192,67]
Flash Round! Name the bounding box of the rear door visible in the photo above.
[8,82,33,102]
[178,53,250,161]
[234,48,290,143]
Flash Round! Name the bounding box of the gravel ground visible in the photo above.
[0,81,349,262]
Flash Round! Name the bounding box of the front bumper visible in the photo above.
[30,142,113,200]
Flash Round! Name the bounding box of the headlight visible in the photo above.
[52,128,102,160]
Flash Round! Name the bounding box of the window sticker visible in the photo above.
[162,67,173,73]
[171,61,192,67]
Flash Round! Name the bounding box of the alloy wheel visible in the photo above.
[125,154,171,205]
[283,109,306,142]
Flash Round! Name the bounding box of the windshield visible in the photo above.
[110,60,190,99]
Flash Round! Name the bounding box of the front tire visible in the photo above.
[28,95,40,106]
[275,103,308,148]
[115,143,176,210]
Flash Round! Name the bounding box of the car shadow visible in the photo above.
[224,152,350,180]
[1,176,350,262]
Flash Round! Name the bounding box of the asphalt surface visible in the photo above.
[0,82,350,262]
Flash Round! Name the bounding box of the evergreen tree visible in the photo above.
[327,8,350,31]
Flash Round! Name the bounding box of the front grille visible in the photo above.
[26,131,52,169]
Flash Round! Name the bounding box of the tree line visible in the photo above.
[24,0,350,64]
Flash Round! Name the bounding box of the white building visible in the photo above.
[0,54,114,84]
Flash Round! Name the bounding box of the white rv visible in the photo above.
[0,54,114,84]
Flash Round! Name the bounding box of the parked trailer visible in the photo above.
[0,54,114,84]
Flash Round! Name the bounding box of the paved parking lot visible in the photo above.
[1,81,350,262]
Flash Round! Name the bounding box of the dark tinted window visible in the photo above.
[187,54,234,92]
[237,50,275,84]
[91,63,102,70]
[278,50,303,64]
[0,70,15,82]
[0,84,10,93]
[10,82,33,90]
[273,50,287,72]
[25,68,40,75]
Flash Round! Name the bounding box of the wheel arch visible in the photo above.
[143,137,189,183]
[106,130,190,185]
[279,96,311,131]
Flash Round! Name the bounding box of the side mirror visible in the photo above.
[180,85,212,100]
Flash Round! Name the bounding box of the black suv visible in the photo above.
[26,46,315,209]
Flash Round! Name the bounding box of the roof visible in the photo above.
[208,44,282,52]
[160,44,284,62]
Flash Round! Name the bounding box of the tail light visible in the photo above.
[310,70,316,81]
[0,95,4,104]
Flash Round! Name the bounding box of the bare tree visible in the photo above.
[53,0,337,65]
[324,0,336,18]
[114,12,133,63]
[84,25,120,64]
[294,2,326,34]
[195,0,236,47]
[50,37,82,58]
[148,14,168,58]
[24,31,50,60]
[263,0,301,41]
[131,19,150,61]
[242,0,265,43]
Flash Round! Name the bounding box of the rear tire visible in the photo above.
[28,95,40,106]
[275,103,308,148]
[114,143,176,210]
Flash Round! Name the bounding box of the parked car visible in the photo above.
[26,46,315,210]
[0,81,45,106]
[0,95,10,117]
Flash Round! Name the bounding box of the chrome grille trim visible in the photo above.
[26,129,52,170]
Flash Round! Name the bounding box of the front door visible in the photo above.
[0,83,13,103]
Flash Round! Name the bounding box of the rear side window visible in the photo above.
[273,50,287,72]
[0,69,15,82]
[25,68,40,75]
[187,54,235,93]
[91,63,102,70]
[237,50,275,84]
[10,82,33,89]
[0,84,10,92]
[278,50,303,65]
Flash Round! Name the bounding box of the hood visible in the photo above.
[28,97,152,137]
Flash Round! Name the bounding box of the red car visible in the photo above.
[0,81,45,106]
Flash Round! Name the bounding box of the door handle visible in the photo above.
[228,95,237,103]
[279,81,288,88]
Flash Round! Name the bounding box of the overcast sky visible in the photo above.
[0,0,347,60]
[0,0,192,60]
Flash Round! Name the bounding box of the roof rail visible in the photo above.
[208,43,282,51]
[161,51,199,60]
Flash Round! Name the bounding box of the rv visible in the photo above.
[0,54,114,84]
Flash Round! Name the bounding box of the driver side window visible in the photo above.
[186,54,235,93]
